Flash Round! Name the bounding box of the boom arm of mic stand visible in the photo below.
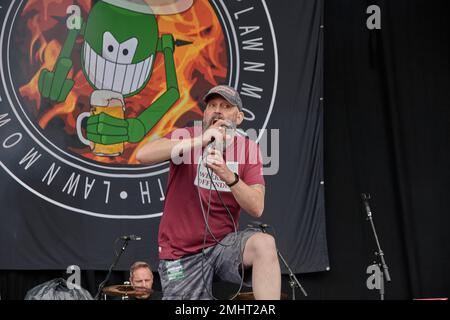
[366,210,391,282]
[94,239,130,300]
[363,195,391,283]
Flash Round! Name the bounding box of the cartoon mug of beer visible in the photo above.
[76,90,125,157]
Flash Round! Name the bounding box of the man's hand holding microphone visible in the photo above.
[201,119,236,185]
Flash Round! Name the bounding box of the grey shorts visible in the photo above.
[158,228,260,300]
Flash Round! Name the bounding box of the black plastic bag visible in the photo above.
[25,278,93,300]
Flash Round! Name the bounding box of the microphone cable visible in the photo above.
[197,143,238,246]
[196,142,245,300]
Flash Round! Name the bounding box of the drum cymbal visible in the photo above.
[102,284,153,297]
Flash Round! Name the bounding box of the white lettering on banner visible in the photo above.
[239,26,260,36]
[3,132,22,148]
[242,37,264,51]
[62,172,80,197]
[243,61,265,73]
[0,113,11,127]
[42,163,61,186]
[158,178,165,201]
[240,83,263,99]
[84,177,96,199]
[234,7,254,20]
[103,180,111,204]
[140,181,151,204]
[19,148,42,170]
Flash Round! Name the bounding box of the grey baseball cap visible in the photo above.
[203,85,243,111]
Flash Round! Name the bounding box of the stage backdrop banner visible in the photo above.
[0,0,327,273]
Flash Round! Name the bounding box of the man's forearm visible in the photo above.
[229,180,264,218]
[205,149,265,217]
[136,136,202,165]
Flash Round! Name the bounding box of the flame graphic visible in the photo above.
[17,0,227,165]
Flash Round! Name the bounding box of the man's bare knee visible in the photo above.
[246,233,277,259]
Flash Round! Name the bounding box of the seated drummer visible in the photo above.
[129,261,162,300]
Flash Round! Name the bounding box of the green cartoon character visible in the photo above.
[38,0,193,155]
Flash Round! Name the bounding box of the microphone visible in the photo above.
[208,120,235,149]
[361,193,372,217]
[203,120,236,165]
[208,136,216,146]
[247,221,269,229]
[120,235,141,241]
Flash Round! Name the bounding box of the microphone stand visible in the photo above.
[94,238,130,300]
[362,194,391,300]
[277,250,308,299]
[256,224,308,299]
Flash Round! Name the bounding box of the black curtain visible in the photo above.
[321,0,449,298]
[1,0,449,300]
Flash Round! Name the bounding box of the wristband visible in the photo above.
[226,172,240,187]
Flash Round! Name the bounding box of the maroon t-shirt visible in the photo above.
[158,126,265,260]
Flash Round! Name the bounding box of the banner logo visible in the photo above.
[0,0,278,219]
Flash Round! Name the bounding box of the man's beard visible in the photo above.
[203,114,223,130]
[203,115,237,131]
[202,117,236,151]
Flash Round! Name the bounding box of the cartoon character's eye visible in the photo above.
[102,32,119,62]
[117,38,138,65]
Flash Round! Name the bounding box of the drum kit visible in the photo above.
[101,283,153,300]
[232,292,289,300]
[102,284,288,300]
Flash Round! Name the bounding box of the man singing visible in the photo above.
[136,85,281,300]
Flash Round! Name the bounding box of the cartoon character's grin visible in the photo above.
[83,42,153,95]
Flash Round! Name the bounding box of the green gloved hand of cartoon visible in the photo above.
[38,25,80,103]
[86,113,146,144]
[38,57,75,103]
